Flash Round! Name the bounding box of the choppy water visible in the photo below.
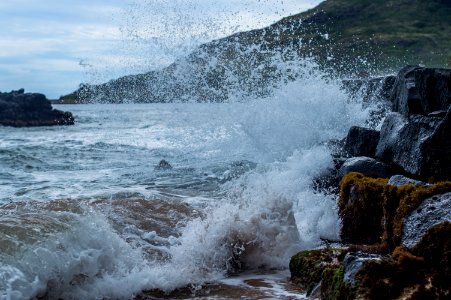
[0,75,371,299]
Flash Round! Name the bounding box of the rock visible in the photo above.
[388,175,429,187]
[344,126,380,157]
[391,66,451,117]
[342,252,382,284]
[338,157,393,179]
[402,192,451,249]
[155,159,172,170]
[376,111,451,181]
[289,248,343,296]
[339,173,388,244]
[0,90,74,127]
[412,221,451,275]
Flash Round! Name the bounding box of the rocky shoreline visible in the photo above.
[289,66,451,299]
[0,89,74,127]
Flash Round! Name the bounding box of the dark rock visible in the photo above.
[412,221,451,275]
[343,252,382,284]
[391,66,451,117]
[344,126,380,157]
[156,159,172,170]
[338,157,393,179]
[376,111,451,181]
[388,175,429,187]
[402,192,451,249]
[0,90,74,127]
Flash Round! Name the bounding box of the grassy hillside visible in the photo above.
[66,0,451,103]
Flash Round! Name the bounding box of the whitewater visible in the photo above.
[0,68,373,299]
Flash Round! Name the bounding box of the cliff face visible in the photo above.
[69,0,451,103]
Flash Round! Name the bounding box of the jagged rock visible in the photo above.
[391,66,451,117]
[402,192,451,249]
[344,126,380,157]
[376,111,451,181]
[0,90,74,127]
[388,175,428,187]
[338,157,393,179]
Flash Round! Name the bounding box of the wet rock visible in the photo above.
[344,126,380,158]
[338,156,393,180]
[289,248,342,296]
[391,66,451,117]
[342,252,382,284]
[402,192,451,249]
[0,89,74,127]
[376,111,451,181]
[155,159,172,170]
[388,175,428,187]
[339,173,388,244]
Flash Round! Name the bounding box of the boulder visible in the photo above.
[376,111,451,181]
[0,90,74,127]
[402,192,451,249]
[344,126,380,157]
[391,66,451,117]
[339,173,388,244]
[338,157,393,180]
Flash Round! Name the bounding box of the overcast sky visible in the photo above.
[0,0,321,98]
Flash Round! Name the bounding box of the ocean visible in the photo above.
[0,74,371,299]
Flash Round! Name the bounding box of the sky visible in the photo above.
[0,0,321,98]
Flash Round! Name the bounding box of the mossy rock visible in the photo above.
[413,222,451,276]
[289,248,343,295]
[321,266,356,300]
[339,172,451,249]
[339,172,388,244]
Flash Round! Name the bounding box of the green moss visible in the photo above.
[321,266,356,300]
[338,173,451,250]
[339,172,388,244]
[289,249,343,295]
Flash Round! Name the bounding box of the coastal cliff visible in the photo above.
[62,0,451,103]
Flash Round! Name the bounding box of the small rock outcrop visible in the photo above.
[292,66,451,299]
[0,89,74,127]
[155,159,173,170]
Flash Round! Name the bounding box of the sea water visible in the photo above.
[0,74,372,299]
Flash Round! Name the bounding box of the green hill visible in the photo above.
[67,0,451,103]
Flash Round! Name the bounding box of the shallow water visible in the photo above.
[0,76,370,299]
